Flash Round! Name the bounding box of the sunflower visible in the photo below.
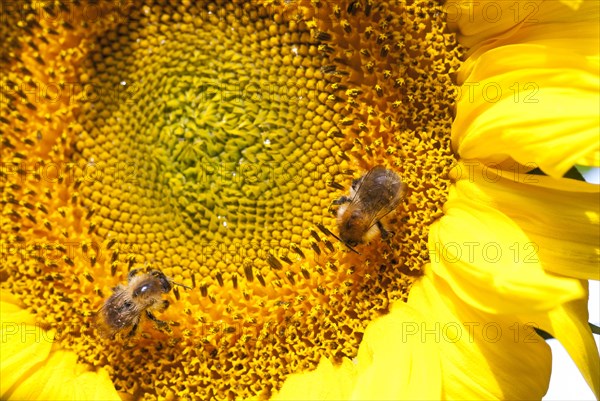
[0,1,597,401]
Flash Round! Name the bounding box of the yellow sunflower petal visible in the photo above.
[429,181,585,314]
[407,270,551,400]
[1,291,37,326]
[0,293,53,398]
[446,0,542,48]
[523,282,600,399]
[449,0,597,54]
[73,365,121,401]
[272,357,357,401]
[6,350,120,401]
[560,0,584,10]
[450,0,599,177]
[452,45,599,177]
[351,298,442,401]
[1,292,119,400]
[449,162,600,280]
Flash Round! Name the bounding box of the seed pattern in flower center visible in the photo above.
[75,2,347,280]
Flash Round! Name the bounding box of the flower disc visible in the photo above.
[1,0,461,398]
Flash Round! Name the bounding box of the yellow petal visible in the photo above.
[395,270,550,400]
[452,45,599,177]
[446,0,543,48]
[414,270,551,400]
[1,293,120,401]
[7,351,120,401]
[450,0,599,177]
[449,162,600,280]
[559,0,584,10]
[351,301,442,401]
[448,0,598,54]
[74,367,121,401]
[523,281,600,399]
[0,291,53,398]
[1,291,37,326]
[272,356,357,401]
[458,42,597,84]
[457,1,599,83]
[429,181,585,314]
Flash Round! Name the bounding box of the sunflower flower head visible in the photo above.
[1,0,460,397]
[6,0,593,400]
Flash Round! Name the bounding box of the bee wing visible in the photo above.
[94,304,120,338]
[95,287,140,337]
[347,165,378,202]
[350,166,406,229]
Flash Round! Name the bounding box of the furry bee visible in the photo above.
[96,269,190,338]
[334,166,406,247]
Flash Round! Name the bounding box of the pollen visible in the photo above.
[1,0,462,399]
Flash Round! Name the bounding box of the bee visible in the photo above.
[334,166,406,248]
[96,268,190,338]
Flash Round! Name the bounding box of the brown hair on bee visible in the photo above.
[95,269,190,338]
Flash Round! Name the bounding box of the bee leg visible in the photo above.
[146,310,168,328]
[377,221,395,240]
[332,196,351,205]
[127,322,139,337]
